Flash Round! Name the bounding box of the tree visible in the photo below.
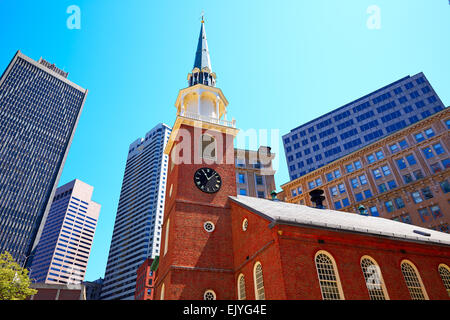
[0,251,37,300]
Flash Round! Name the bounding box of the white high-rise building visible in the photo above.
[100,123,171,300]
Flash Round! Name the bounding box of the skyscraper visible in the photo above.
[101,123,171,300]
[0,51,88,266]
[280,108,450,233]
[29,179,101,284]
[283,73,446,180]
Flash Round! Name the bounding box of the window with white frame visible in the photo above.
[237,274,246,300]
[360,256,389,300]
[400,260,428,300]
[201,134,216,160]
[315,251,344,300]
[204,290,216,300]
[438,264,450,297]
[253,262,265,300]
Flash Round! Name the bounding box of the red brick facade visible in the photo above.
[155,124,237,300]
[153,121,450,300]
[135,258,156,300]
[230,203,450,300]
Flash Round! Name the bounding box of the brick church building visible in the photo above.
[152,19,450,300]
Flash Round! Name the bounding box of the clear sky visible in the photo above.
[0,0,449,281]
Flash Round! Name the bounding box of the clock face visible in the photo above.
[194,167,222,194]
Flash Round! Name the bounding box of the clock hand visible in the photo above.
[207,172,217,181]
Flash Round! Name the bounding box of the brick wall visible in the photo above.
[230,203,450,300]
[155,124,237,300]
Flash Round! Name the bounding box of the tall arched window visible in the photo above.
[160,283,165,300]
[438,264,450,297]
[237,274,246,300]
[163,219,170,256]
[253,262,265,300]
[400,260,429,300]
[200,134,216,160]
[314,251,345,300]
[360,256,389,300]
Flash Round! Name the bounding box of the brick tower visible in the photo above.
[154,17,239,300]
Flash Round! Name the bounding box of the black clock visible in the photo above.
[194,167,222,194]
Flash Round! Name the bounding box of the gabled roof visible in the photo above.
[229,195,450,246]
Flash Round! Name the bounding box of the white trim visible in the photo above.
[204,221,215,233]
[253,262,265,300]
[203,289,216,300]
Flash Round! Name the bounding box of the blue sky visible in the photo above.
[0,0,449,281]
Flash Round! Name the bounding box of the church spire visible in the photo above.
[193,16,212,71]
[188,15,216,87]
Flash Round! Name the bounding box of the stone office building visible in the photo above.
[281,108,450,233]
[235,146,276,199]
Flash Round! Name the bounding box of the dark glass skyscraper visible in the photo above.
[283,73,446,180]
[0,51,88,266]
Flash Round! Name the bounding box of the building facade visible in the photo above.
[0,51,88,265]
[235,146,276,199]
[83,278,104,300]
[100,123,171,300]
[28,283,87,300]
[225,197,450,300]
[281,108,450,233]
[29,179,101,284]
[135,258,156,300]
[283,72,446,180]
[151,18,450,301]
[154,18,239,301]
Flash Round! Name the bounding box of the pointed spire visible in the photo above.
[193,17,212,72]
[188,15,216,87]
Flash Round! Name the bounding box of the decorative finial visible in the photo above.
[201,10,205,23]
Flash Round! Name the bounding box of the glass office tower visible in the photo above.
[0,51,88,266]
[101,123,171,300]
[283,73,446,180]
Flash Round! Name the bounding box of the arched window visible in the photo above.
[242,218,248,232]
[200,134,216,160]
[163,219,170,256]
[160,283,165,300]
[400,260,429,300]
[360,256,389,300]
[438,264,450,297]
[237,274,246,300]
[314,251,345,300]
[204,290,216,300]
[253,262,265,300]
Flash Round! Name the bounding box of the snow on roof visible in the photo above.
[229,195,450,246]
